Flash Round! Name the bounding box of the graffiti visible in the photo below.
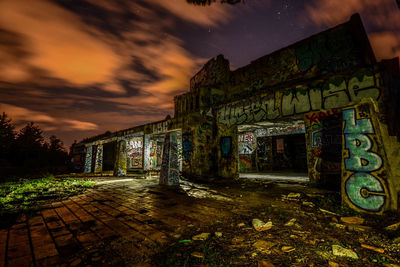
[239,133,254,143]
[182,133,193,164]
[152,120,169,134]
[159,132,180,186]
[84,146,92,173]
[220,136,232,158]
[160,133,170,185]
[305,108,340,125]
[127,137,143,168]
[343,108,387,212]
[117,140,127,176]
[94,144,103,173]
[168,132,180,185]
[238,133,256,155]
[217,70,380,126]
[239,154,252,172]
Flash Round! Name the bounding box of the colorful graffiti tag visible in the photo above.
[218,70,380,126]
[116,140,127,176]
[160,133,170,185]
[94,144,103,173]
[342,105,388,213]
[127,137,143,168]
[84,146,92,173]
[168,132,180,185]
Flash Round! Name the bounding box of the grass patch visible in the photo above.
[0,175,95,214]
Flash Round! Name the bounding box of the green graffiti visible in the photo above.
[345,133,382,172]
[345,172,385,212]
[343,108,386,212]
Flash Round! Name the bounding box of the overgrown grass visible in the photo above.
[0,175,95,214]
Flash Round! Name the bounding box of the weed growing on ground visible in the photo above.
[0,175,95,214]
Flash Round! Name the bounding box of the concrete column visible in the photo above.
[159,132,180,186]
[114,140,127,176]
[84,146,93,173]
[94,144,103,173]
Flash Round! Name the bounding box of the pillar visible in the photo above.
[94,144,103,173]
[84,145,93,173]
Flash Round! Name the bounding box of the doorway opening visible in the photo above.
[237,120,309,183]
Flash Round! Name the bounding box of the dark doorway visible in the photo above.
[103,142,116,171]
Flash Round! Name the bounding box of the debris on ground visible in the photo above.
[252,218,273,231]
[284,218,297,227]
[192,233,210,241]
[340,216,365,225]
[385,221,400,231]
[331,244,359,259]
[361,243,385,253]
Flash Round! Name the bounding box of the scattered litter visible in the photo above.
[361,244,384,253]
[284,218,297,227]
[331,244,359,259]
[253,240,275,252]
[282,193,301,201]
[319,208,340,216]
[252,219,273,231]
[192,233,210,241]
[329,223,346,229]
[281,246,295,253]
[385,221,400,231]
[257,259,275,267]
[191,251,204,258]
[302,201,315,208]
[340,217,365,225]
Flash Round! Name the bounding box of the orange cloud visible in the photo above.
[0,0,121,90]
[64,120,99,131]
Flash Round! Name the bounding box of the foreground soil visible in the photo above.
[0,175,399,266]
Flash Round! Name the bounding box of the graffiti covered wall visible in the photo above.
[127,137,143,169]
[342,100,390,214]
[94,144,103,173]
[84,146,92,173]
[217,68,381,126]
[115,140,127,176]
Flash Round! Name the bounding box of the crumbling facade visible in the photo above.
[77,14,400,214]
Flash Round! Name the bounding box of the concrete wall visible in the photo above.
[341,99,399,214]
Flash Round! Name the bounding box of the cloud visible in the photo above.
[303,0,400,61]
[64,120,99,131]
[0,0,121,90]
[0,0,236,146]
[0,103,55,127]
[0,102,99,133]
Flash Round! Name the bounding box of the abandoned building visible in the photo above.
[72,14,400,215]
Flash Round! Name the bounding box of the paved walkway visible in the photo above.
[1,176,285,266]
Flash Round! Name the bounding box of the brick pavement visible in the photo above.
[0,177,248,266]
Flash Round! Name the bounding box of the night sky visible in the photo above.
[0,0,399,148]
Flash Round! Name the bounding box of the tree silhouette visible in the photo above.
[0,112,15,166]
[15,122,46,167]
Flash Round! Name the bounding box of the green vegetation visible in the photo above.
[0,175,95,213]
